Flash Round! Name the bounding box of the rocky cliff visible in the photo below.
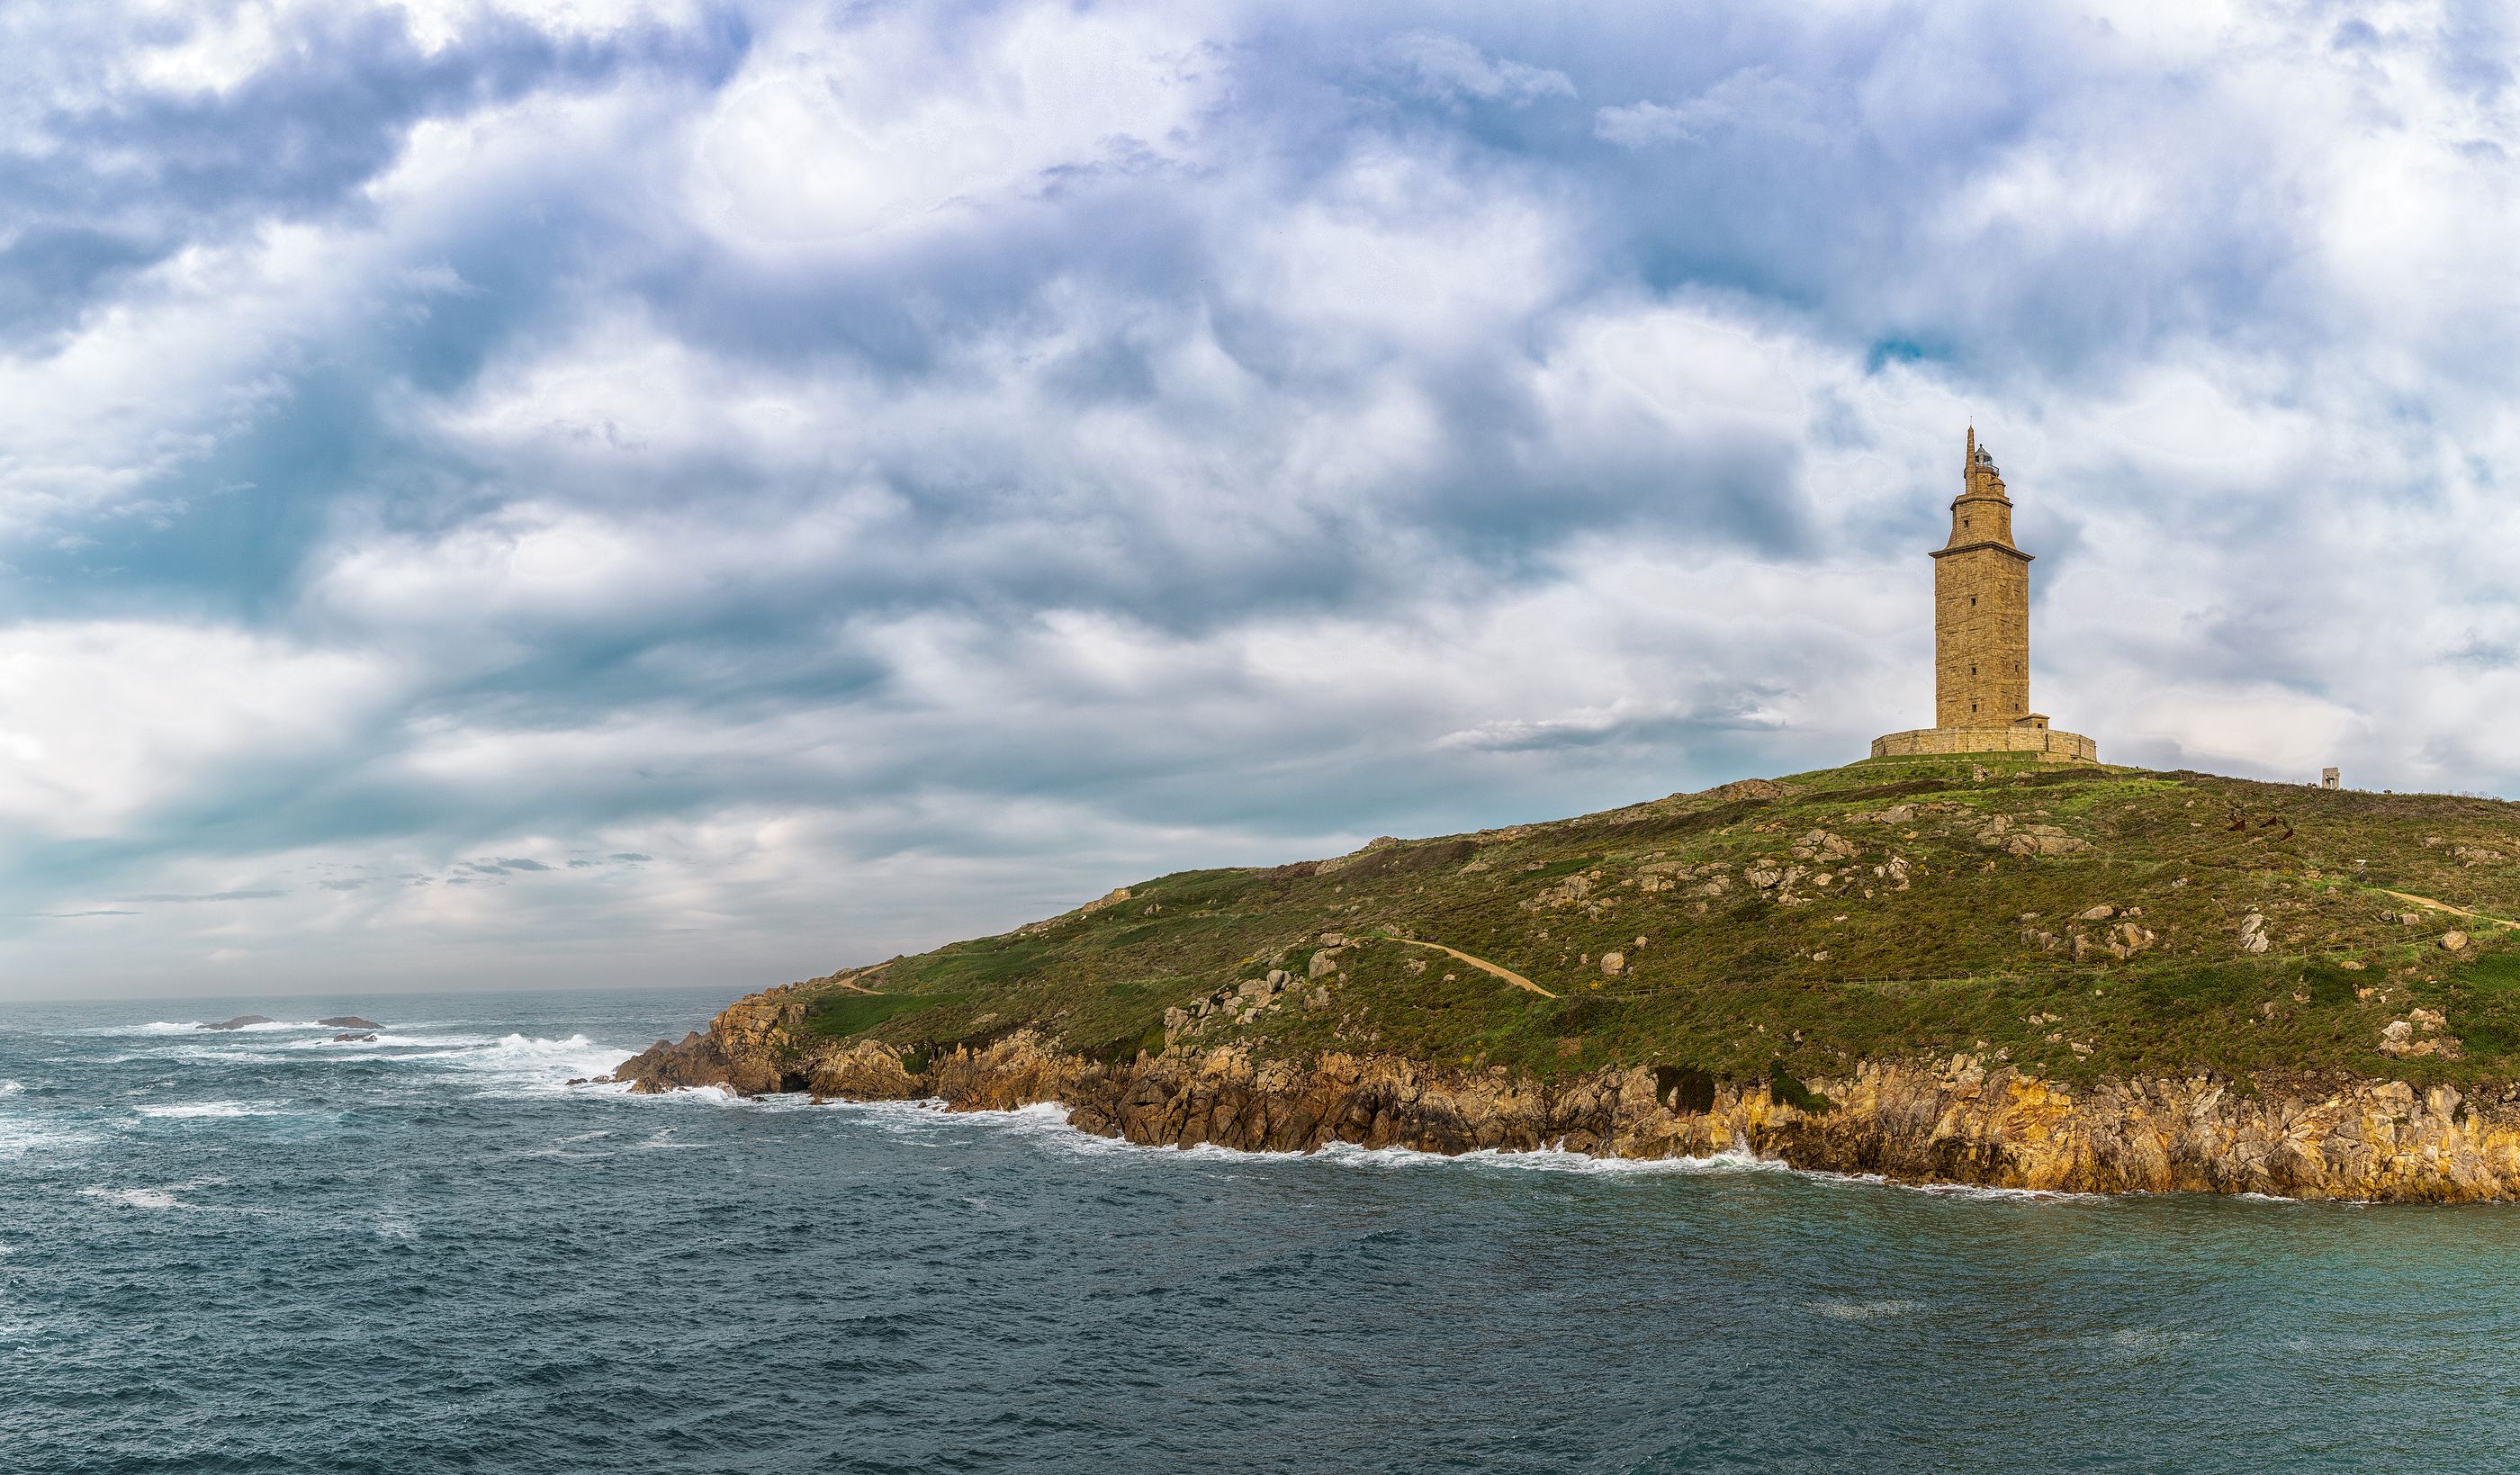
[613,989,2520,1202]
[608,756,2520,1201]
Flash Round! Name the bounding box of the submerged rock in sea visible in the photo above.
[319,1016,382,1030]
[332,1032,378,1043]
[200,1015,274,1031]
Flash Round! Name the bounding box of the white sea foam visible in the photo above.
[104,1046,295,1068]
[0,1119,90,1161]
[815,1099,1799,1178]
[1797,1168,2102,1202]
[394,1032,634,1093]
[282,1032,433,1050]
[803,1098,2113,1200]
[134,1101,283,1120]
[1810,1298,1922,1321]
[0,1085,94,1161]
[2079,1325,2208,1356]
[132,1020,328,1035]
[81,1186,184,1210]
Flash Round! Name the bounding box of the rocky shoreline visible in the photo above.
[608,990,2520,1202]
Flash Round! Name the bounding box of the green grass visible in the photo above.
[756,758,2520,1091]
[800,991,967,1039]
[1515,855,1599,883]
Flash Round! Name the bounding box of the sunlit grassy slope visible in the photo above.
[788,755,2520,1088]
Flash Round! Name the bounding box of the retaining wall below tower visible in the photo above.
[1868,726,2099,763]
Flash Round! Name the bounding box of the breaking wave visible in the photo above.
[781,1097,2120,1202]
[409,1032,635,1093]
[796,1098,1803,1180]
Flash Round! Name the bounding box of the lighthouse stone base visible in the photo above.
[1869,726,2099,763]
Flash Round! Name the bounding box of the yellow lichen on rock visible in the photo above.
[609,987,2520,1201]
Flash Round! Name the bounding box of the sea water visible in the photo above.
[3,987,2516,1473]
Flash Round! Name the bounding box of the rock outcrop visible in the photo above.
[610,995,2520,1202]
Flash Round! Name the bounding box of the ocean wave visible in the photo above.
[398,1032,634,1093]
[611,1082,800,1112]
[1810,1298,1922,1321]
[615,1092,2229,1203]
[99,1045,302,1067]
[134,1101,284,1120]
[0,1120,91,1161]
[280,1032,436,1050]
[79,1186,185,1211]
[2078,1325,2209,1356]
[801,1098,2112,1200]
[1796,1168,2102,1202]
[129,1020,330,1035]
[95,1026,633,1097]
[811,1099,1800,1178]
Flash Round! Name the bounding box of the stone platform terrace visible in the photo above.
[1869,725,2099,763]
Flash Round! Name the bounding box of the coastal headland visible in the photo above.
[614,754,2520,1201]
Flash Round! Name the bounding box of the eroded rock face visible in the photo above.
[610,1007,2520,1202]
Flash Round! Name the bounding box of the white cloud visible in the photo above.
[1596,67,1827,148]
[687,0,1224,247]
[5,0,2520,999]
[1385,31,1574,106]
[0,623,396,840]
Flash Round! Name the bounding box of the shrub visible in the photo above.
[1768,1060,1832,1114]
[1652,1065,1716,1114]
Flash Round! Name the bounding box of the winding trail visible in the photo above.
[1369,936,1557,998]
[2377,889,2520,931]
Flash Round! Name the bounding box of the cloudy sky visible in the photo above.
[0,0,2513,999]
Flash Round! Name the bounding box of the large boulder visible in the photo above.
[612,1030,748,1093]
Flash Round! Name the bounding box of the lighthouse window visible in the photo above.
[1969,597,1976,607]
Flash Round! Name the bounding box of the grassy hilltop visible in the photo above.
[782,755,2520,1092]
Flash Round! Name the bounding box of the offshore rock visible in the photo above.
[611,1011,2520,1202]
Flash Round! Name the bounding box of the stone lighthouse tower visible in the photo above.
[1871,430,2096,762]
[1934,427,2030,728]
